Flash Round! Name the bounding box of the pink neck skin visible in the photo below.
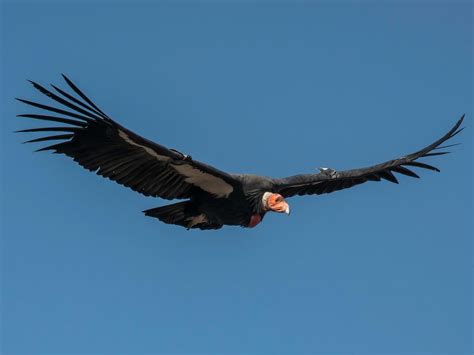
[247,214,262,228]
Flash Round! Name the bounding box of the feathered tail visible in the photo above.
[143,201,222,230]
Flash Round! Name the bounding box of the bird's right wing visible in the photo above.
[17,75,240,200]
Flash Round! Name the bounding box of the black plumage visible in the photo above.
[17,75,465,230]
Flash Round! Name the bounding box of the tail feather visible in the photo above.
[143,201,222,230]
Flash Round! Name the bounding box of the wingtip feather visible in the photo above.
[423,151,451,157]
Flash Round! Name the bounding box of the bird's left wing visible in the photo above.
[273,116,465,198]
[16,75,239,200]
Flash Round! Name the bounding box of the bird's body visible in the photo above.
[145,174,277,229]
[17,75,464,230]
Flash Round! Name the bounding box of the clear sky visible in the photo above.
[1,1,472,354]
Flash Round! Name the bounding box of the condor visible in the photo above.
[17,75,464,230]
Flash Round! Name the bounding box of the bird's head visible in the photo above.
[263,192,290,215]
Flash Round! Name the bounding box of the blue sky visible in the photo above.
[1,2,472,354]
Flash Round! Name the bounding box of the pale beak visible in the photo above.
[285,205,290,215]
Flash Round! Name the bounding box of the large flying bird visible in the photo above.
[17,75,464,230]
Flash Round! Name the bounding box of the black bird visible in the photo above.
[17,75,465,230]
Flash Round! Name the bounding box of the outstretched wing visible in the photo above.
[17,75,239,200]
[273,116,465,198]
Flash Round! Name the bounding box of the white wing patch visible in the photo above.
[118,130,170,162]
[186,214,208,228]
[119,129,233,197]
[171,163,233,197]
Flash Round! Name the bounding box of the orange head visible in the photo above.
[264,193,290,215]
